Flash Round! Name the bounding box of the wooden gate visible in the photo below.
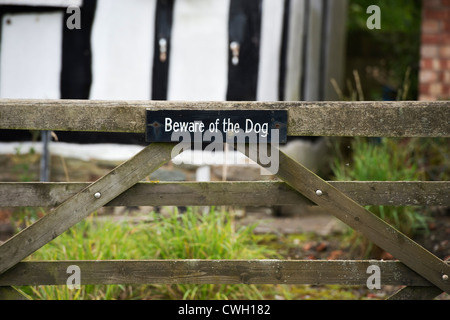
[0,99,449,300]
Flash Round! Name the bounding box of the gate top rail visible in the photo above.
[0,99,449,137]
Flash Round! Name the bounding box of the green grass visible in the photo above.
[330,137,449,257]
[13,207,370,300]
[17,207,281,300]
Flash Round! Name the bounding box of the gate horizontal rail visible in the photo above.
[0,99,449,137]
[1,181,448,207]
[0,260,443,287]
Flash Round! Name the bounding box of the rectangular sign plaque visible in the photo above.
[146,110,287,143]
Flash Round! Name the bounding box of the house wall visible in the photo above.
[419,0,450,101]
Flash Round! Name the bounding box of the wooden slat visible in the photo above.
[237,144,450,293]
[330,181,450,206]
[0,286,28,300]
[0,181,448,207]
[0,143,175,275]
[0,260,436,286]
[0,99,449,137]
[387,286,443,300]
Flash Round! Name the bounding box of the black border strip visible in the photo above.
[60,0,96,100]
[318,0,328,101]
[278,0,290,101]
[152,0,175,101]
[226,0,262,101]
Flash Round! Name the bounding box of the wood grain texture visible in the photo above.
[387,286,443,300]
[0,99,449,137]
[0,286,28,300]
[0,260,436,286]
[0,181,448,207]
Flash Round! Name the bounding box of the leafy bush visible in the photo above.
[330,137,446,257]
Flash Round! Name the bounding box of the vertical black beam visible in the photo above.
[152,0,175,101]
[227,0,262,101]
[278,0,290,101]
[318,0,329,101]
[60,0,97,99]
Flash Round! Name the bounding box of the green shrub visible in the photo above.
[331,137,441,258]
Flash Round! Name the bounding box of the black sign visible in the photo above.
[146,110,287,143]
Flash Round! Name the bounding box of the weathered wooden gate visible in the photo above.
[0,99,449,300]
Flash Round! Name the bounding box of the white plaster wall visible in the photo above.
[257,0,284,101]
[168,0,230,101]
[90,0,156,100]
[0,12,63,99]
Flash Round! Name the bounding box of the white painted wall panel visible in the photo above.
[90,0,156,100]
[0,12,63,99]
[168,0,229,101]
[257,0,284,101]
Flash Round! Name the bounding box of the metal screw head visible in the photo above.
[315,189,323,196]
[443,274,449,281]
[94,192,101,199]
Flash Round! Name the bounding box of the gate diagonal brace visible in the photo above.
[0,143,175,276]
[236,143,450,294]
